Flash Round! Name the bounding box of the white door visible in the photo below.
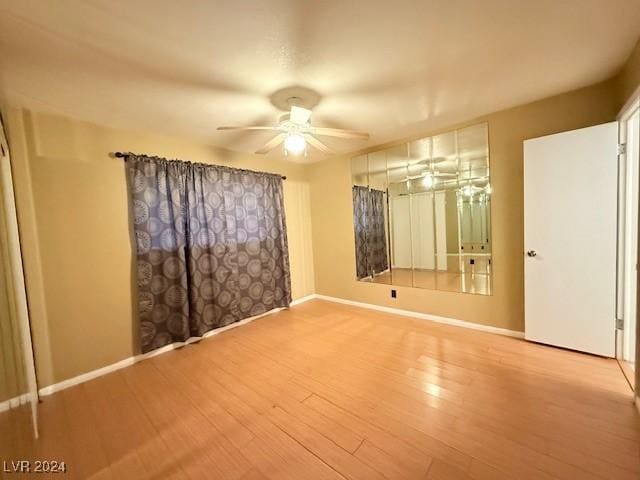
[524,122,618,357]
[434,191,448,270]
[410,192,435,270]
[390,196,412,268]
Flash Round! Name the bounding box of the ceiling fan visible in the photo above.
[217,105,370,156]
[401,171,458,189]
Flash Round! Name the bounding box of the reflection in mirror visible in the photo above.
[351,123,492,295]
[351,153,391,283]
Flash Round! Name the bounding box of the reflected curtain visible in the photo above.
[126,154,291,353]
[353,186,388,279]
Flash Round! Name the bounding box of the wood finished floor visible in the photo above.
[1,299,639,479]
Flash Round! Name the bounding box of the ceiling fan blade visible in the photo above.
[305,135,333,154]
[217,126,279,131]
[311,127,370,140]
[290,106,312,125]
[255,134,286,154]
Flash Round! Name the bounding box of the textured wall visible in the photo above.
[308,80,618,332]
[4,38,640,392]
[5,108,314,388]
[616,39,640,110]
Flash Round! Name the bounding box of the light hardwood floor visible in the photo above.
[1,299,639,479]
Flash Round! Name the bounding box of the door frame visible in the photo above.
[617,84,640,396]
[0,115,39,438]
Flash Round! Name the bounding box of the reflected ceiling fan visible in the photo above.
[217,105,370,156]
[402,171,458,189]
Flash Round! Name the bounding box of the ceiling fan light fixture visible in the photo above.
[422,174,435,189]
[217,100,368,155]
[284,133,306,155]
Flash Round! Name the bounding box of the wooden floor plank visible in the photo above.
[353,439,431,480]
[60,386,114,480]
[266,405,386,480]
[0,299,638,480]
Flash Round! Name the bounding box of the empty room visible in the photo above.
[2,1,640,479]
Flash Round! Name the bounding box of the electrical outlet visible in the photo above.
[391,289,397,298]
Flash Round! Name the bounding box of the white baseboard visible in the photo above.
[37,296,317,398]
[290,294,316,306]
[37,356,137,396]
[0,393,30,413]
[312,294,524,339]
[35,292,521,399]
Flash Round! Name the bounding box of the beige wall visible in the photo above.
[616,39,640,110]
[4,108,314,388]
[308,79,619,332]
[4,38,640,391]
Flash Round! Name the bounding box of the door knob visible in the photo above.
[527,250,537,257]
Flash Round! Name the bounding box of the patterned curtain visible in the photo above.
[352,186,389,279]
[126,154,291,353]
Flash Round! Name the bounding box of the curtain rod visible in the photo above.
[112,151,286,180]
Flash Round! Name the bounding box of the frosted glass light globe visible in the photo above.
[284,133,306,155]
[461,185,474,197]
[422,174,434,188]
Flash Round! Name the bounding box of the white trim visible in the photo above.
[312,294,525,338]
[290,294,316,306]
[0,393,31,413]
[34,292,523,398]
[37,296,318,397]
[618,108,640,363]
[0,117,39,437]
[618,84,640,122]
[37,356,136,396]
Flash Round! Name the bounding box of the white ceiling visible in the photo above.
[1,0,639,162]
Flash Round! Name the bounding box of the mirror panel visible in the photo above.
[351,122,492,295]
[386,144,413,287]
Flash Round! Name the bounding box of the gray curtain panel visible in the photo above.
[352,186,389,279]
[126,154,291,353]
